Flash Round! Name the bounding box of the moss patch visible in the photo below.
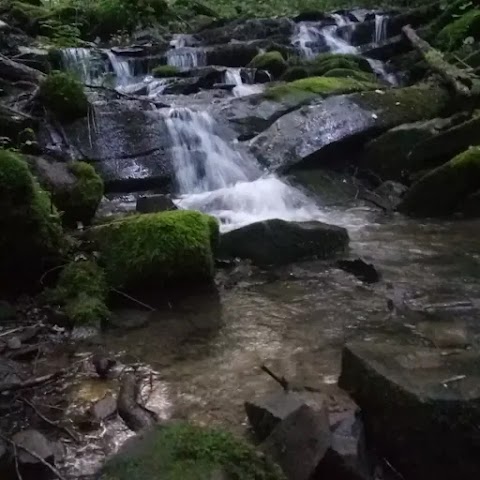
[39,71,88,122]
[152,65,181,78]
[323,68,376,83]
[100,422,285,480]
[92,210,219,288]
[399,146,480,217]
[0,149,63,286]
[436,9,480,51]
[308,53,373,76]
[247,51,287,78]
[265,76,377,102]
[280,66,309,82]
[48,259,109,327]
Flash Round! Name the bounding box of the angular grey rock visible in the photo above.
[136,194,178,213]
[91,394,117,421]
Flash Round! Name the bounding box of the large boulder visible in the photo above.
[219,219,348,266]
[398,147,480,217]
[338,340,480,480]
[98,422,285,480]
[206,43,259,67]
[91,210,219,288]
[250,85,451,172]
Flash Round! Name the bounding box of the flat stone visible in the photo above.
[90,394,117,421]
[261,403,331,480]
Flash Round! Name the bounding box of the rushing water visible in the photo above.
[374,14,388,44]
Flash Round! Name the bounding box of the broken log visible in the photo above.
[402,25,480,98]
[117,373,157,432]
[0,53,45,84]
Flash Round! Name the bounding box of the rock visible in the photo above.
[136,194,177,213]
[11,429,55,480]
[0,300,15,321]
[247,51,287,79]
[374,181,407,209]
[338,340,480,480]
[92,354,116,379]
[110,46,145,56]
[399,147,480,217]
[90,394,117,421]
[336,259,380,283]
[0,103,36,141]
[261,404,331,480]
[91,210,219,288]
[317,412,372,480]
[461,189,480,217]
[16,46,49,73]
[416,320,470,349]
[220,219,349,266]
[7,336,21,350]
[250,85,451,173]
[99,423,284,480]
[360,117,454,182]
[206,43,259,67]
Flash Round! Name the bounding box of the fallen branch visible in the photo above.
[402,25,480,98]
[260,365,289,391]
[111,288,156,312]
[0,53,45,84]
[0,370,65,394]
[0,432,67,480]
[20,397,79,442]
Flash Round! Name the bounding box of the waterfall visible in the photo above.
[167,47,207,69]
[163,108,319,230]
[292,23,322,58]
[374,14,388,44]
[60,48,104,84]
[224,68,264,97]
[105,51,134,86]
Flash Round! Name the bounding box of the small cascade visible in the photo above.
[374,14,388,44]
[163,108,319,230]
[224,68,264,97]
[60,48,105,84]
[105,51,134,87]
[167,34,207,69]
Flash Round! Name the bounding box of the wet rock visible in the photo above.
[250,86,451,173]
[338,340,480,480]
[374,181,407,209]
[16,46,49,73]
[359,35,410,61]
[0,103,36,140]
[11,429,55,480]
[261,403,331,480]
[90,394,117,421]
[336,259,380,283]
[110,46,145,56]
[92,354,116,379]
[6,336,21,350]
[416,320,470,349]
[461,189,480,217]
[220,219,349,266]
[206,43,259,67]
[136,194,177,213]
[0,300,16,321]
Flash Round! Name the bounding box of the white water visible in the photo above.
[224,68,264,97]
[167,47,207,69]
[61,48,101,84]
[105,51,134,87]
[374,14,388,44]
[164,108,320,230]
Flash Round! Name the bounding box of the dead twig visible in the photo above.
[111,288,156,312]
[0,327,23,338]
[260,365,289,391]
[13,442,24,480]
[0,432,67,480]
[0,370,66,394]
[20,397,79,442]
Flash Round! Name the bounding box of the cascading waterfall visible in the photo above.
[105,51,134,87]
[224,68,264,97]
[60,48,103,84]
[163,108,320,230]
[374,14,388,44]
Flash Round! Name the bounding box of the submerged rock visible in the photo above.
[98,422,285,480]
[136,194,177,213]
[250,85,450,172]
[336,259,380,283]
[338,340,480,480]
[220,219,349,266]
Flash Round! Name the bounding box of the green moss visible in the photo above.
[265,76,377,102]
[436,9,480,51]
[92,210,219,288]
[247,51,287,78]
[308,53,372,76]
[0,149,63,285]
[49,259,109,327]
[39,71,88,122]
[399,146,480,217]
[280,66,309,82]
[100,422,285,480]
[152,65,181,78]
[323,68,377,83]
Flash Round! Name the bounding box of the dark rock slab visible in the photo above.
[250,86,451,173]
[339,341,480,480]
[136,194,177,213]
[220,219,349,266]
[206,43,259,67]
[261,404,331,480]
[336,259,380,283]
[90,394,117,421]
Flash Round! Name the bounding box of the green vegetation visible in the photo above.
[247,51,288,78]
[265,75,378,101]
[48,259,109,327]
[323,68,377,82]
[38,71,88,121]
[100,422,285,480]
[436,8,480,51]
[152,65,181,78]
[399,146,480,216]
[0,149,63,285]
[308,52,373,75]
[92,210,219,288]
[280,66,310,81]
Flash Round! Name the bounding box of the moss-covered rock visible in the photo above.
[92,210,219,288]
[0,149,63,287]
[265,76,378,102]
[399,146,480,217]
[308,53,373,76]
[99,422,285,480]
[152,65,181,78]
[48,259,109,327]
[436,9,480,51]
[323,68,376,83]
[39,71,88,122]
[247,51,287,78]
[279,66,309,82]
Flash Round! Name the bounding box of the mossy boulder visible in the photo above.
[0,149,63,287]
[436,9,480,51]
[48,259,109,327]
[279,66,309,82]
[308,53,373,76]
[399,147,480,217]
[92,210,219,288]
[247,51,287,78]
[39,72,88,122]
[323,68,376,83]
[99,422,285,480]
[265,76,378,102]
[152,65,181,78]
